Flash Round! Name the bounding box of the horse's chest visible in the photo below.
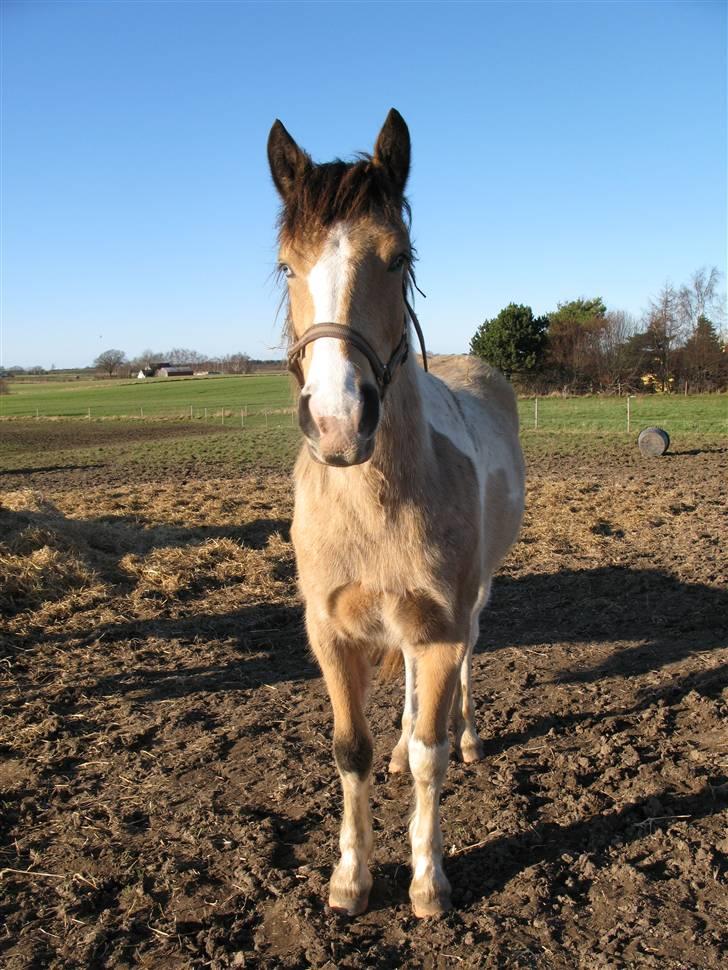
[293,510,463,646]
[295,506,425,591]
[327,581,456,648]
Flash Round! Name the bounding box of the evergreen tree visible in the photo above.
[470,303,548,379]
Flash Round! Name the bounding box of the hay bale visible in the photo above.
[638,427,670,457]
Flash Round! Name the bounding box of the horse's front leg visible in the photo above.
[407,641,465,917]
[308,617,373,916]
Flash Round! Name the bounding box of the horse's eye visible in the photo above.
[279,263,294,279]
[388,254,408,272]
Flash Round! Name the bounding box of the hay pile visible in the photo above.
[0,491,101,616]
[1,480,297,650]
[121,537,278,602]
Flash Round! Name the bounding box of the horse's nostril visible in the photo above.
[298,393,319,440]
[358,383,380,438]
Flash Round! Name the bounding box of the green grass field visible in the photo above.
[1,372,726,432]
[0,373,293,418]
[516,393,727,433]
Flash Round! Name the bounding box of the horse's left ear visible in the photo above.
[373,108,410,196]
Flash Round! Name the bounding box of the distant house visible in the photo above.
[137,362,208,378]
[158,366,194,377]
[136,361,171,378]
[137,362,196,378]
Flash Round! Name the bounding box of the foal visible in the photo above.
[268,109,525,918]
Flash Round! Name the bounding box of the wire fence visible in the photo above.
[3,396,726,434]
[5,402,298,429]
[516,395,726,434]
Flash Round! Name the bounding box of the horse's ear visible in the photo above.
[373,108,410,196]
[268,120,309,201]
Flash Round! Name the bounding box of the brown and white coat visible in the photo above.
[268,109,525,917]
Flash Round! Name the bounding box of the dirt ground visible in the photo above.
[1,426,727,969]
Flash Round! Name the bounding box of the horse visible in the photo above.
[267,108,525,918]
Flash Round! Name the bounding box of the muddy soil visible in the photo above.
[1,432,726,968]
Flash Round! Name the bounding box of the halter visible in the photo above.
[287,288,428,399]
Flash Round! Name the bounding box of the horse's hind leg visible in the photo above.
[389,652,415,773]
[452,637,485,763]
[453,585,489,763]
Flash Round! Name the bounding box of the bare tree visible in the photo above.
[596,310,638,393]
[643,283,682,392]
[167,348,206,366]
[222,353,253,374]
[94,349,128,377]
[677,267,722,332]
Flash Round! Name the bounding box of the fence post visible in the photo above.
[140,406,144,419]
[265,409,269,429]
[534,397,539,430]
[627,396,631,433]
[241,408,244,428]
[87,407,91,421]
[36,408,39,420]
[204,407,207,421]
[221,408,225,426]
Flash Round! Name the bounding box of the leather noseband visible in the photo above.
[287,290,428,399]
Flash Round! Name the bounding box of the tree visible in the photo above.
[94,349,127,376]
[544,297,607,390]
[679,315,726,391]
[596,309,639,393]
[677,267,723,332]
[222,353,253,374]
[642,283,682,392]
[129,349,165,374]
[470,303,548,380]
[168,348,206,366]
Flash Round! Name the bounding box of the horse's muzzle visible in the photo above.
[298,383,380,466]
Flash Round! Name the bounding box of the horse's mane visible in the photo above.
[277,154,411,243]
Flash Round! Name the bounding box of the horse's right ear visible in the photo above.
[268,120,309,201]
[373,108,410,197]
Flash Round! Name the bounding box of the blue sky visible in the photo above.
[1,0,725,368]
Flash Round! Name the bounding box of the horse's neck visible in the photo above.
[371,360,428,480]
[300,359,429,511]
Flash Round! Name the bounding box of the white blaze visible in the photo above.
[303,225,360,420]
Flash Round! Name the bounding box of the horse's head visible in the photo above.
[268,109,412,466]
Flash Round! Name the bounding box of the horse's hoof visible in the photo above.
[328,890,369,917]
[458,736,485,764]
[410,889,451,918]
[388,753,409,774]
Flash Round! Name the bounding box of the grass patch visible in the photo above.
[2,418,725,488]
[0,372,293,418]
[516,393,727,433]
[2,373,725,434]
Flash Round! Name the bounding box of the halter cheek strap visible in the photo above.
[286,292,428,399]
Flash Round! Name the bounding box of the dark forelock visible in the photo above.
[277,155,410,243]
